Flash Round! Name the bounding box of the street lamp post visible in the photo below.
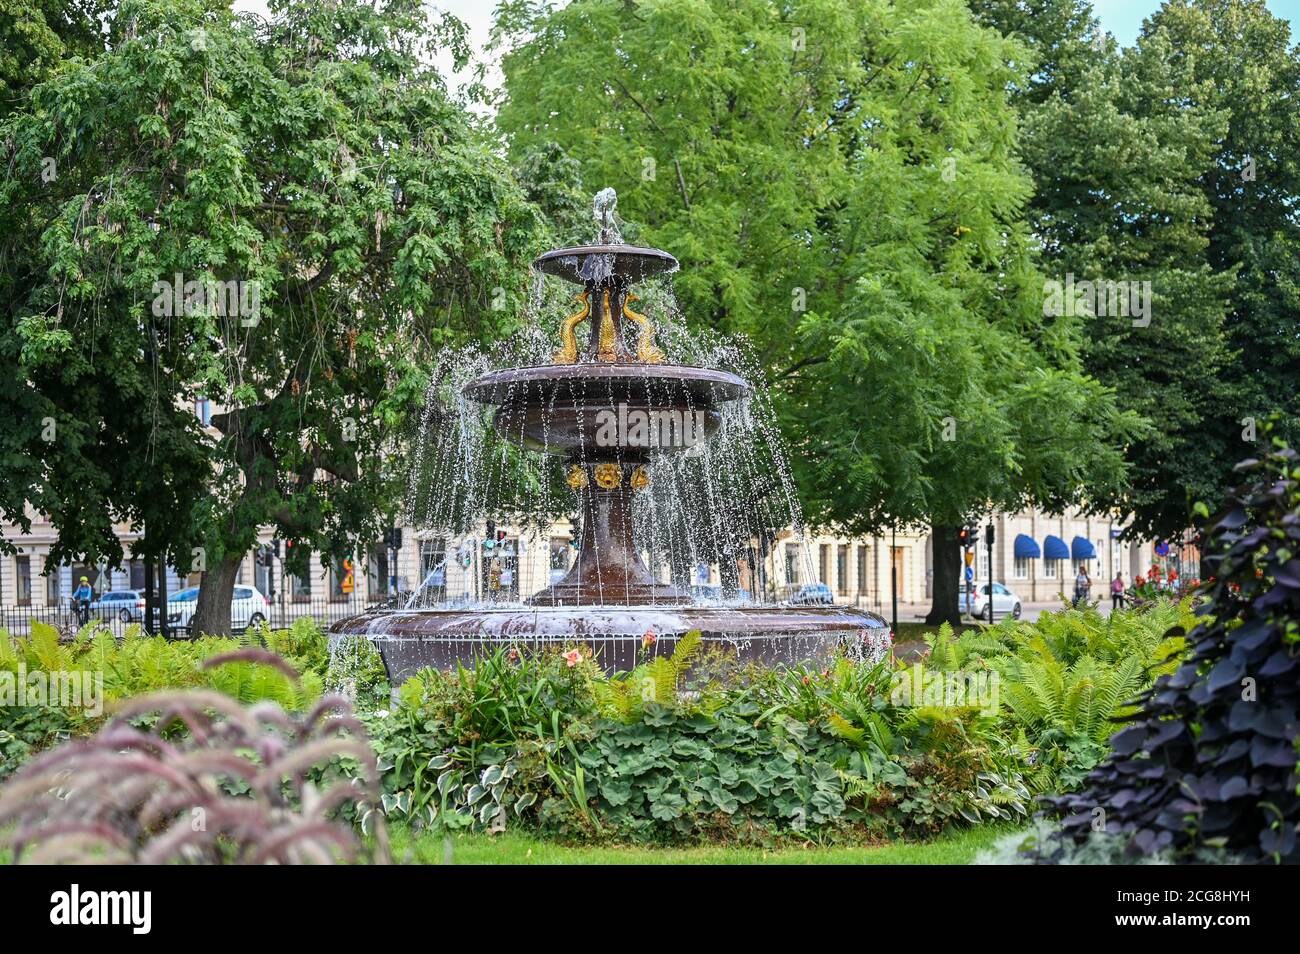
[985,521,996,624]
[890,526,898,636]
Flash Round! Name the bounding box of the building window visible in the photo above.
[15,556,31,605]
[367,545,390,599]
[1044,559,1058,579]
[1013,556,1030,580]
[836,546,848,595]
[419,538,447,599]
[784,543,800,585]
[819,544,830,586]
[45,560,61,604]
[287,571,311,602]
[195,397,213,426]
[856,545,868,595]
[977,548,989,581]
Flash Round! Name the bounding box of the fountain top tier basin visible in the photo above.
[533,244,678,285]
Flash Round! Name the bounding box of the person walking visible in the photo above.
[1111,572,1125,611]
[1073,565,1091,607]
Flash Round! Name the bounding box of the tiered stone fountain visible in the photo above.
[331,197,888,680]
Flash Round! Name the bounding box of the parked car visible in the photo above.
[88,589,147,623]
[784,582,834,606]
[165,585,270,635]
[961,581,1022,621]
[690,584,754,603]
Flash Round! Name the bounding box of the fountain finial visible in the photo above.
[593,187,620,244]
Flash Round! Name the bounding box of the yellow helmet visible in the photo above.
[80,576,89,583]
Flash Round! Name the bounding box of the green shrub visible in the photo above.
[0,617,373,780]
[923,600,1195,791]
[365,642,1035,845]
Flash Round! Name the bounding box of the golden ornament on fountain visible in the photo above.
[565,465,588,489]
[623,294,665,363]
[552,291,591,364]
[593,462,623,489]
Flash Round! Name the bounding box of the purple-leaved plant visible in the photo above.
[0,650,390,864]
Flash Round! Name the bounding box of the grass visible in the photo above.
[384,823,1017,865]
[892,621,983,645]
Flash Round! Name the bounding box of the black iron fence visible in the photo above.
[0,591,389,639]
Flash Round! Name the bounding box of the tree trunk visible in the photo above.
[190,554,242,637]
[925,522,963,626]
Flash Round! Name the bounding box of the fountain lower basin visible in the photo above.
[329,603,889,682]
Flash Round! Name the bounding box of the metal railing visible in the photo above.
[0,592,389,639]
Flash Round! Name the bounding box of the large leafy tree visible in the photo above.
[1,0,545,632]
[0,0,108,115]
[493,0,1134,623]
[1017,24,1234,538]
[1146,0,1300,470]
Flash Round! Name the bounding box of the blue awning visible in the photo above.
[1044,535,1070,560]
[1013,533,1041,559]
[1071,536,1097,560]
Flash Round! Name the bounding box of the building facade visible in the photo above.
[3,499,1198,637]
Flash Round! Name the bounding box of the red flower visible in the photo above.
[507,648,519,662]
[642,630,657,648]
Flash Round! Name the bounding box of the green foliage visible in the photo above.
[923,600,1195,789]
[0,0,546,633]
[1045,435,1300,863]
[493,0,1135,628]
[366,646,597,831]
[363,640,1035,844]
[0,616,368,779]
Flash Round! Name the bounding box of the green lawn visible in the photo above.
[385,823,1016,865]
[892,621,982,641]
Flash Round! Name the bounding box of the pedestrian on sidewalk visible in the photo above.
[1111,572,1125,610]
[1073,565,1091,607]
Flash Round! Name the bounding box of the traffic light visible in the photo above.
[958,527,970,548]
[985,523,996,546]
[385,527,403,550]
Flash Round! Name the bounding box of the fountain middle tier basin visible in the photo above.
[330,604,889,682]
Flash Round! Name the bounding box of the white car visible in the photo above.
[165,585,270,635]
[961,581,1022,621]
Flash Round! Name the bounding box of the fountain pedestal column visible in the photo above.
[527,472,688,606]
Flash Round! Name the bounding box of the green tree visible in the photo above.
[1145,0,1300,465]
[975,0,1239,540]
[493,0,1134,623]
[0,0,108,115]
[1,0,544,632]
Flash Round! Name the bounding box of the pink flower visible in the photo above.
[801,675,810,685]
[507,648,519,662]
[642,630,657,648]
[563,649,583,668]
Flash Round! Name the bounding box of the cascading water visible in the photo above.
[331,190,887,679]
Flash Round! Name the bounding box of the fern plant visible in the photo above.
[592,630,703,722]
